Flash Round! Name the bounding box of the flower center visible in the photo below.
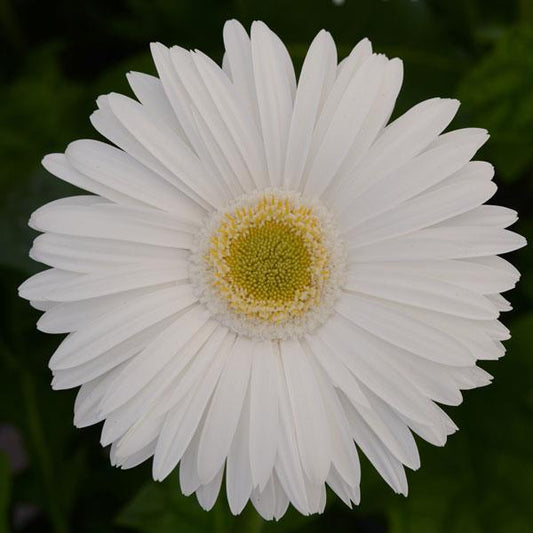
[226,221,313,303]
[190,189,344,340]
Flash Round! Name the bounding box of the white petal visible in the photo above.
[487,293,512,312]
[309,37,373,167]
[426,127,487,151]
[252,474,291,521]
[197,335,253,483]
[346,178,496,246]
[468,255,521,282]
[106,92,224,208]
[282,30,337,190]
[394,302,507,360]
[19,268,79,301]
[90,95,210,209]
[346,334,460,406]
[336,38,372,77]
[303,54,388,197]
[323,57,403,203]
[305,346,361,487]
[345,266,498,319]
[149,43,205,151]
[30,203,194,249]
[168,47,245,197]
[304,482,327,515]
[315,317,443,423]
[42,153,143,207]
[399,415,452,447]
[114,440,156,470]
[126,71,187,138]
[279,339,331,483]
[340,394,408,495]
[31,233,186,273]
[355,385,420,469]
[44,265,188,302]
[274,353,311,515]
[449,365,493,389]
[65,139,204,220]
[331,98,460,213]
[251,476,277,520]
[336,292,475,365]
[49,285,196,370]
[326,467,359,507]
[52,315,175,389]
[99,307,213,414]
[350,226,526,262]
[400,402,458,446]
[152,329,233,481]
[340,131,489,228]
[249,340,279,490]
[414,302,504,353]
[73,361,128,427]
[196,467,224,511]
[424,156,493,191]
[304,334,371,409]
[272,475,290,520]
[115,412,165,459]
[179,427,202,496]
[29,300,54,311]
[437,205,518,228]
[191,50,269,190]
[148,326,232,421]
[33,195,105,208]
[226,387,253,515]
[346,259,518,296]
[97,320,217,448]
[38,286,165,333]
[222,20,259,125]
[251,21,295,187]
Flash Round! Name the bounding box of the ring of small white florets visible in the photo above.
[190,189,345,340]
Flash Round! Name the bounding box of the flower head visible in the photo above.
[19,20,525,520]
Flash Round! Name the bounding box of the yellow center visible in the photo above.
[206,194,330,324]
[226,221,312,302]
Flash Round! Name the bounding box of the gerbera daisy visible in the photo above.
[19,20,525,520]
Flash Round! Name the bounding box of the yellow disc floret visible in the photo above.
[207,194,330,324]
[226,221,312,302]
[190,189,344,340]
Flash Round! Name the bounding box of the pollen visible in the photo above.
[190,189,345,340]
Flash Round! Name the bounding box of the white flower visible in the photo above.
[19,20,525,520]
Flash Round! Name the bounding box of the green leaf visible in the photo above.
[457,23,533,181]
[117,474,310,533]
[116,471,343,533]
[0,44,91,197]
[115,474,212,533]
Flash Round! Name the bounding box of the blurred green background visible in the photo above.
[1,0,532,531]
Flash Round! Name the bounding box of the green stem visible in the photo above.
[21,373,68,533]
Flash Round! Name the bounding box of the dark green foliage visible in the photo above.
[458,23,533,181]
[0,1,532,532]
